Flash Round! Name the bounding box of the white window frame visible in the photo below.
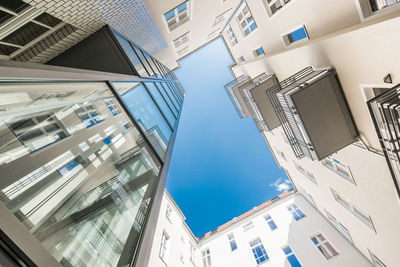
[237,56,245,63]
[263,0,292,17]
[310,233,339,260]
[213,9,232,26]
[322,156,355,185]
[242,221,255,231]
[298,186,316,207]
[201,248,211,267]
[368,249,387,267]
[159,231,170,263]
[207,28,221,40]
[236,2,257,37]
[325,209,353,244]
[331,188,375,231]
[226,25,238,46]
[288,204,306,220]
[252,46,265,57]
[227,233,238,251]
[282,245,301,266]
[177,45,189,57]
[162,1,192,32]
[166,205,173,222]
[249,238,269,264]
[356,0,400,21]
[173,31,190,48]
[293,161,317,185]
[190,243,196,264]
[264,214,278,231]
[281,24,309,48]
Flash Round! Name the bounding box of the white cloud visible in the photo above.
[270,178,292,192]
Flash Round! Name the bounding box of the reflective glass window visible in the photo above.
[113,31,149,77]
[155,82,179,115]
[131,45,154,77]
[0,81,161,267]
[161,82,180,109]
[144,83,176,127]
[114,82,172,158]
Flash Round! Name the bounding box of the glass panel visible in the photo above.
[0,81,161,267]
[162,82,180,108]
[113,31,149,77]
[132,46,154,77]
[113,82,172,159]
[156,83,179,115]
[144,83,176,127]
[143,52,161,78]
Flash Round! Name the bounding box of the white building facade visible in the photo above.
[218,1,400,267]
[147,189,372,267]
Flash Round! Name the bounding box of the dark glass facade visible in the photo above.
[0,27,184,267]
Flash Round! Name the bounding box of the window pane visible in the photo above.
[162,82,180,108]
[0,81,161,267]
[144,83,176,127]
[115,82,172,159]
[113,31,148,77]
[155,83,178,116]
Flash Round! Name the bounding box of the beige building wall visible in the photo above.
[144,0,241,69]
[221,5,400,267]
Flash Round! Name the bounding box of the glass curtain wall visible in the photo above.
[0,81,162,267]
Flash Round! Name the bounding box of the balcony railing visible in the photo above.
[368,84,400,197]
[273,67,357,160]
[224,75,252,118]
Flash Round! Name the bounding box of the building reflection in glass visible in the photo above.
[0,81,161,266]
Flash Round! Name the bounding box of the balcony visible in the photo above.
[274,67,358,160]
[368,84,400,196]
[225,73,281,132]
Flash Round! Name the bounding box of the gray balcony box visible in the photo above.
[276,67,358,160]
[224,76,253,118]
[246,73,281,132]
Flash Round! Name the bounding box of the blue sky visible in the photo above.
[166,38,291,237]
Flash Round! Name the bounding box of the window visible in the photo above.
[325,210,353,244]
[226,26,238,46]
[250,239,269,264]
[213,9,232,26]
[166,205,173,222]
[331,189,375,230]
[237,56,245,63]
[298,186,316,207]
[282,25,309,47]
[207,28,221,40]
[369,0,400,11]
[190,243,196,264]
[263,0,291,17]
[282,246,302,267]
[236,3,257,37]
[243,221,254,231]
[177,45,189,57]
[173,31,190,48]
[0,1,66,59]
[276,149,287,161]
[311,233,338,259]
[322,156,355,185]
[253,47,264,57]
[164,1,191,31]
[293,161,316,184]
[75,103,104,128]
[369,250,387,267]
[288,204,305,220]
[8,111,68,152]
[159,231,170,262]
[265,215,277,230]
[105,99,122,116]
[201,248,211,267]
[227,233,238,251]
